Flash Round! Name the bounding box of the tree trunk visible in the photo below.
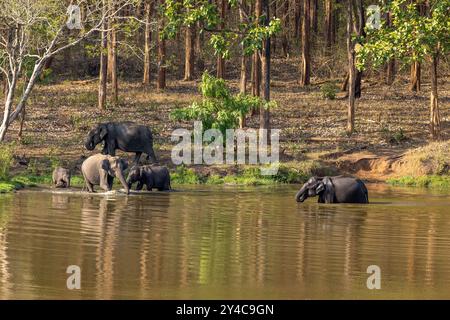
[184,24,195,81]
[281,0,289,57]
[216,0,226,78]
[385,10,395,85]
[300,0,310,86]
[294,0,301,41]
[354,0,364,99]
[107,17,118,105]
[271,0,277,55]
[311,0,318,33]
[98,3,108,110]
[157,0,166,91]
[143,0,153,86]
[410,61,421,92]
[260,0,270,130]
[429,54,440,140]
[195,21,205,73]
[346,0,356,135]
[325,0,333,48]
[252,0,262,97]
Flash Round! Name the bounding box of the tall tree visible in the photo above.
[311,0,318,33]
[324,0,334,48]
[358,0,449,140]
[300,0,310,86]
[157,0,166,90]
[107,0,118,105]
[354,0,365,98]
[98,1,109,110]
[281,0,290,57]
[184,24,195,80]
[252,0,262,96]
[216,0,226,78]
[143,0,154,86]
[346,0,356,134]
[260,0,271,129]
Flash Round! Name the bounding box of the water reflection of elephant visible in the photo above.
[51,194,70,210]
[296,202,368,291]
[79,193,171,298]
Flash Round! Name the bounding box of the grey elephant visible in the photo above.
[81,154,130,194]
[127,165,171,191]
[85,122,157,165]
[295,176,369,203]
[52,167,71,188]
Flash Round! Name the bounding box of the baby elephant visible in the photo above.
[52,167,71,188]
[127,165,171,191]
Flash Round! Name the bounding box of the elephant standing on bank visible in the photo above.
[85,122,157,165]
[81,154,130,194]
[295,176,369,203]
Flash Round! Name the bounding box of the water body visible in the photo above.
[0,184,449,299]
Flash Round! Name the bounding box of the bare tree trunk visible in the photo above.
[260,0,270,130]
[143,0,153,86]
[18,104,25,140]
[281,0,290,57]
[430,54,440,140]
[107,16,118,105]
[252,0,262,97]
[354,0,364,99]
[98,3,108,110]
[216,0,226,78]
[157,0,166,91]
[410,61,421,92]
[346,0,356,135]
[385,10,395,85]
[184,24,195,81]
[311,0,318,33]
[325,0,333,48]
[195,21,205,74]
[294,0,301,41]
[271,0,277,55]
[300,0,310,86]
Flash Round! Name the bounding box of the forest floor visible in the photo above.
[1,57,449,188]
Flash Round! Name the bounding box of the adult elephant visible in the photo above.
[81,154,130,194]
[295,176,369,203]
[85,122,157,165]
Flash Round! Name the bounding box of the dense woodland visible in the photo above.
[0,0,449,155]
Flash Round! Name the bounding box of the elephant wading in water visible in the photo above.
[81,154,130,194]
[85,122,157,165]
[52,167,71,188]
[295,176,369,203]
[127,165,171,191]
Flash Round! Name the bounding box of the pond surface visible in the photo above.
[0,184,449,299]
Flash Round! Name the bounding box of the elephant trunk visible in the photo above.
[117,171,130,195]
[295,185,308,202]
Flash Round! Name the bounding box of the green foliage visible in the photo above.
[387,175,450,188]
[320,82,338,100]
[0,144,14,180]
[171,72,265,134]
[171,165,201,184]
[381,126,407,144]
[162,0,281,58]
[357,0,450,70]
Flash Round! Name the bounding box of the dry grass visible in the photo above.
[1,57,449,179]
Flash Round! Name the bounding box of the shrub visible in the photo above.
[0,144,14,180]
[171,72,269,135]
[320,82,338,100]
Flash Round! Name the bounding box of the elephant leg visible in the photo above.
[133,152,142,165]
[86,181,94,193]
[146,184,153,191]
[99,170,110,191]
[146,146,157,163]
[136,181,144,191]
[107,142,116,156]
[107,175,114,191]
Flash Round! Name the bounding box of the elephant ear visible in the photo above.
[99,124,108,139]
[322,177,335,203]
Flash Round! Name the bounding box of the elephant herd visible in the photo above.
[52,121,369,203]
